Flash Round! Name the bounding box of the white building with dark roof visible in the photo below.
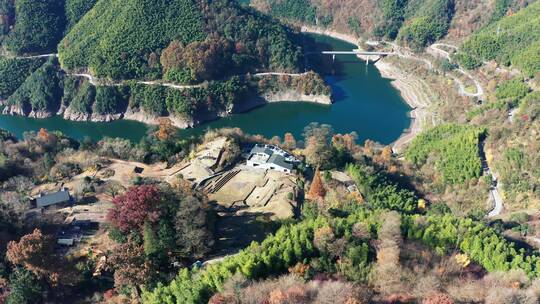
[246,144,297,173]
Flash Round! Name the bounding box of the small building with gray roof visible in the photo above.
[35,190,72,208]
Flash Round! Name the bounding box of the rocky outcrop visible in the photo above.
[28,110,53,119]
[62,105,121,122]
[2,105,26,116]
[123,107,197,129]
[2,88,332,129]
[62,105,92,121]
[262,90,332,105]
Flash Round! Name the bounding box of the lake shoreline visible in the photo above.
[1,90,332,130]
[300,26,430,153]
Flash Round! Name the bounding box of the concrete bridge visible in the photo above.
[320,51,393,56]
[309,50,395,65]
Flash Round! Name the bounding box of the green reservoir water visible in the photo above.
[0,34,411,145]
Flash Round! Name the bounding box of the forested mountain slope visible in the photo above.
[457,0,540,76]
[59,0,303,81]
[1,0,324,124]
[252,0,537,48]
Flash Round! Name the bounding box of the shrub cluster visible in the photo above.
[403,214,540,277]
[405,124,486,184]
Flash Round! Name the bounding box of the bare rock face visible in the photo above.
[2,105,26,116]
[90,112,122,122]
[262,90,332,105]
[28,110,53,119]
[63,105,91,121]
[123,107,196,129]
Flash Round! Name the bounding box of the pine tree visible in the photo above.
[308,167,326,200]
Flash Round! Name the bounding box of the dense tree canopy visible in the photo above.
[64,0,97,30]
[58,0,303,81]
[0,57,45,99]
[6,58,62,114]
[4,0,66,54]
[405,124,486,184]
[457,1,540,75]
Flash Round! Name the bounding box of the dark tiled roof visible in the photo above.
[268,154,293,170]
[36,191,71,208]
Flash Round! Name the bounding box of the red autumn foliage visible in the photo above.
[6,229,60,285]
[208,292,239,304]
[107,185,162,233]
[381,293,416,303]
[423,292,454,304]
[103,289,115,300]
[107,239,153,288]
[308,167,326,200]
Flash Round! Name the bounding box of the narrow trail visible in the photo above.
[385,41,433,70]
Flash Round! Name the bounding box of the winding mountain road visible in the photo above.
[479,141,504,217]
[428,44,484,98]
[12,53,58,59]
[69,73,203,90]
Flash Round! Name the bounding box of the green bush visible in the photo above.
[495,78,530,102]
[0,56,45,99]
[403,214,540,277]
[142,206,376,304]
[64,78,96,114]
[397,17,445,50]
[375,0,407,39]
[129,84,167,116]
[5,0,66,54]
[405,124,486,184]
[397,0,454,49]
[347,164,417,213]
[0,0,15,41]
[265,0,317,24]
[59,0,303,80]
[165,77,249,116]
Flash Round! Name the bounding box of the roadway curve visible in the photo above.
[479,141,504,217]
[428,44,484,98]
